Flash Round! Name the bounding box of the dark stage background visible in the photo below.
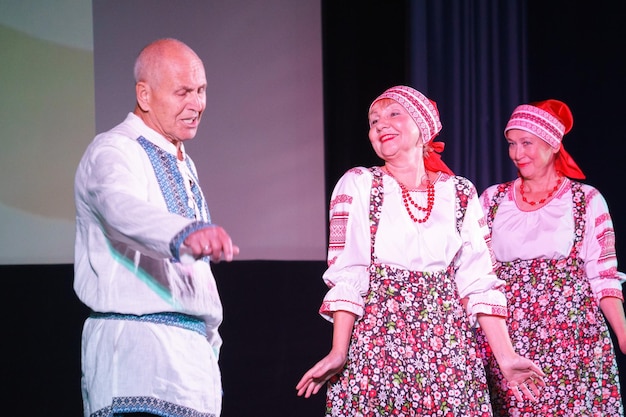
[4,1,626,416]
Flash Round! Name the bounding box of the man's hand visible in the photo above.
[183,226,240,262]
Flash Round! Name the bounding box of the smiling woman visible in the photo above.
[477,99,626,416]
[296,86,545,416]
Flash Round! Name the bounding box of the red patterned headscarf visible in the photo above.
[370,86,454,175]
[505,99,585,179]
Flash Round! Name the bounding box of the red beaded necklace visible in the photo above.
[384,167,435,223]
[399,182,435,223]
[519,176,563,206]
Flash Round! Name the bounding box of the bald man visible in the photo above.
[74,38,239,417]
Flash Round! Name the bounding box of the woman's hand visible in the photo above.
[476,314,546,402]
[295,350,347,398]
[498,354,546,402]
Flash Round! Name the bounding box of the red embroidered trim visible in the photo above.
[595,212,611,227]
[599,266,619,278]
[329,211,348,251]
[472,302,508,317]
[597,228,617,264]
[319,298,363,315]
[478,216,487,227]
[587,187,599,201]
[600,288,624,301]
[330,194,353,211]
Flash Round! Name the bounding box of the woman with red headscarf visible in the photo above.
[296,86,545,416]
[478,99,626,416]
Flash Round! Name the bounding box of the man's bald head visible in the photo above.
[134,38,201,87]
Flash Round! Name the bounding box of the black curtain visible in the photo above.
[323,0,625,253]
[411,0,525,193]
[322,0,412,195]
[323,1,526,196]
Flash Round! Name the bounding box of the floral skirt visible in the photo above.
[325,264,493,416]
[477,258,624,416]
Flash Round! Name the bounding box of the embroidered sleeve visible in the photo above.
[582,185,625,302]
[454,179,507,327]
[319,168,372,322]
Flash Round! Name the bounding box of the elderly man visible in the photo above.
[74,38,238,417]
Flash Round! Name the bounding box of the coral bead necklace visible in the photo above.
[400,182,435,223]
[519,175,563,206]
[383,167,435,223]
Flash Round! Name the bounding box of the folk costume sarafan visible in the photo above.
[74,113,223,417]
[477,100,625,416]
[319,166,506,416]
[298,85,544,416]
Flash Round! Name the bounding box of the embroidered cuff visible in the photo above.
[599,288,625,302]
[169,221,214,261]
[467,302,508,327]
[319,299,364,323]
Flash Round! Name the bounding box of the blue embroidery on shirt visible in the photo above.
[137,137,213,263]
[93,396,217,417]
[91,312,206,337]
[137,137,211,220]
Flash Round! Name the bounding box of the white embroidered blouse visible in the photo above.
[480,178,625,302]
[319,166,507,327]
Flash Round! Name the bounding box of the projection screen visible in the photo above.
[0,0,327,264]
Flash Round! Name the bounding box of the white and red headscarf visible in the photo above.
[370,85,454,175]
[505,99,585,179]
